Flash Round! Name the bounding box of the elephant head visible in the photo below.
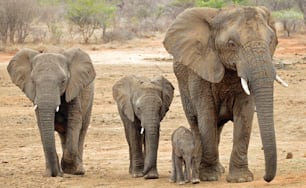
[7,48,96,176]
[163,6,287,182]
[113,75,174,178]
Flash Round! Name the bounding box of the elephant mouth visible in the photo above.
[54,95,68,134]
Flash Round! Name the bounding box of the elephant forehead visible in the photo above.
[32,63,68,79]
[214,7,264,27]
[33,53,66,64]
[33,54,67,69]
[138,82,161,90]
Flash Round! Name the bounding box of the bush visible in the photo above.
[272,9,304,20]
[66,0,116,44]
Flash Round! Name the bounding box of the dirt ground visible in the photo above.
[0,33,305,188]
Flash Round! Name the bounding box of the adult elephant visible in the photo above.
[7,48,96,177]
[163,6,288,183]
[113,75,174,179]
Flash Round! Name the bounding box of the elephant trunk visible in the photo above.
[252,79,276,182]
[142,120,160,175]
[238,41,277,182]
[35,92,61,177]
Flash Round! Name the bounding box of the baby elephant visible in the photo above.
[171,126,201,184]
[113,75,174,179]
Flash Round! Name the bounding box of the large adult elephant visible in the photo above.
[7,48,96,177]
[113,75,174,179]
[163,6,288,183]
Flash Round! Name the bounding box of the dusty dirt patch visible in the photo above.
[0,34,305,187]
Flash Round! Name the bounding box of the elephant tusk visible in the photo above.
[275,75,288,87]
[56,106,59,112]
[140,127,144,134]
[33,104,38,111]
[241,78,250,95]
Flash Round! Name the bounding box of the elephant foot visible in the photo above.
[131,169,144,178]
[170,175,176,183]
[217,162,225,173]
[43,167,63,177]
[199,165,222,181]
[143,168,159,179]
[61,159,85,175]
[177,181,186,185]
[130,164,144,178]
[226,167,253,183]
[191,178,200,184]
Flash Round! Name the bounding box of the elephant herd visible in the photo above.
[7,6,289,185]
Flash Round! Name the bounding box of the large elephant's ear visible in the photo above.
[151,76,174,120]
[112,76,135,122]
[257,6,278,55]
[64,48,96,102]
[7,48,39,102]
[163,7,224,83]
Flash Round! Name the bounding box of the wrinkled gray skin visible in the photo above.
[171,126,201,185]
[113,75,174,179]
[7,48,96,177]
[164,6,282,183]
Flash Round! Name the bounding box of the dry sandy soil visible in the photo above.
[0,33,305,188]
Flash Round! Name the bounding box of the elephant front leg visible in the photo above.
[61,122,84,175]
[123,120,144,178]
[198,115,221,181]
[61,99,85,175]
[191,157,201,184]
[226,97,254,183]
[174,156,185,185]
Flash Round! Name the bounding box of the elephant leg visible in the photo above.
[198,115,220,181]
[61,98,84,175]
[122,117,144,178]
[175,156,185,185]
[226,96,254,183]
[179,89,202,164]
[132,125,144,178]
[122,121,133,174]
[170,149,177,183]
[183,160,189,183]
[216,125,225,174]
[196,88,226,181]
[75,107,93,175]
[191,158,200,184]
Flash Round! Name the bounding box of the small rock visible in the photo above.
[286,152,293,159]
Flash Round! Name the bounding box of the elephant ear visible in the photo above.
[112,75,135,122]
[163,7,224,83]
[257,6,278,56]
[7,48,39,102]
[151,76,174,120]
[64,48,96,102]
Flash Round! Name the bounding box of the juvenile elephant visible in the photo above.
[7,48,96,177]
[112,75,174,179]
[163,6,288,183]
[171,126,201,185]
